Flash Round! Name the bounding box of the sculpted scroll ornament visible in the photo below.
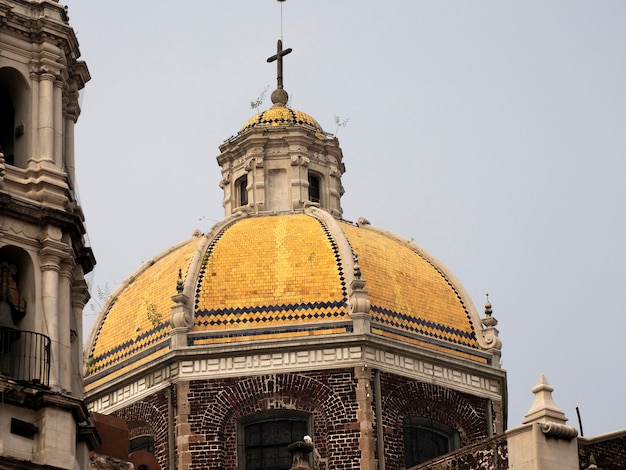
[170,293,192,329]
[244,157,264,171]
[219,174,230,189]
[539,422,578,440]
[290,155,310,167]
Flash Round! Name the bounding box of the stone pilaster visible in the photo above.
[355,365,376,470]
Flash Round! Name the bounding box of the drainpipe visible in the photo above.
[486,398,493,437]
[375,369,385,470]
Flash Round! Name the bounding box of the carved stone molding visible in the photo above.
[87,343,503,414]
[290,155,310,167]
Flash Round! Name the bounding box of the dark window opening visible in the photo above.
[245,419,307,470]
[237,175,248,207]
[129,435,155,455]
[404,418,460,467]
[239,411,311,470]
[308,173,320,204]
[0,84,15,166]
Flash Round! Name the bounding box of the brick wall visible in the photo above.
[111,368,497,470]
[578,431,626,469]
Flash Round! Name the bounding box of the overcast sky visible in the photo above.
[68,1,626,437]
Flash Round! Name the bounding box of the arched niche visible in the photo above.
[0,245,35,332]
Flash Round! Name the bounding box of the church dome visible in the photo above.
[84,210,490,390]
[84,39,501,399]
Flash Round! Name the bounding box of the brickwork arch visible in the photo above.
[193,371,357,469]
[115,396,169,470]
[381,376,489,468]
[199,373,348,432]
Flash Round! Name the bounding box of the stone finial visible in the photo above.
[585,454,599,470]
[170,269,192,345]
[523,374,569,425]
[353,253,361,279]
[348,253,371,334]
[480,295,501,361]
[484,293,493,317]
[176,268,184,294]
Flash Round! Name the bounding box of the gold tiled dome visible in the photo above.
[241,105,323,132]
[85,213,485,388]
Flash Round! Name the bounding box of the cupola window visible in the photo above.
[403,417,460,466]
[308,173,321,204]
[239,410,310,470]
[236,175,248,207]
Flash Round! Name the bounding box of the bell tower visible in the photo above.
[0,1,96,469]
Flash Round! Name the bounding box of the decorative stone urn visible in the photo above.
[288,441,314,470]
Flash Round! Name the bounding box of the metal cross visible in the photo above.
[267,39,292,90]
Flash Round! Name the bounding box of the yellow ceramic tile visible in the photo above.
[86,237,203,377]
[340,223,480,351]
[241,106,322,132]
[191,326,348,346]
[194,214,348,333]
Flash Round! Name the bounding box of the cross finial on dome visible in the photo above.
[267,39,292,106]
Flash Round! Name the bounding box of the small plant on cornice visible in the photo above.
[334,115,350,137]
[86,355,95,368]
[145,298,162,328]
[250,85,270,111]
[88,282,112,315]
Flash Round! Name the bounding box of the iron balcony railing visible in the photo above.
[0,329,50,387]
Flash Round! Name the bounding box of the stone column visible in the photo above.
[70,275,89,396]
[290,153,309,210]
[176,381,192,470]
[41,250,61,389]
[53,79,64,166]
[29,71,40,162]
[38,73,56,163]
[58,259,74,392]
[64,94,78,185]
[355,365,376,470]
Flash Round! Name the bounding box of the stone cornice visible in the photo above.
[86,333,506,414]
[0,190,94,273]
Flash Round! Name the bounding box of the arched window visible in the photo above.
[236,175,248,207]
[307,173,320,204]
[238,410,311,470]
[404,417,460,466]
[129,434,155,454]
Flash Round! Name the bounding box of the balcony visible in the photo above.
[0,329,50,387]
